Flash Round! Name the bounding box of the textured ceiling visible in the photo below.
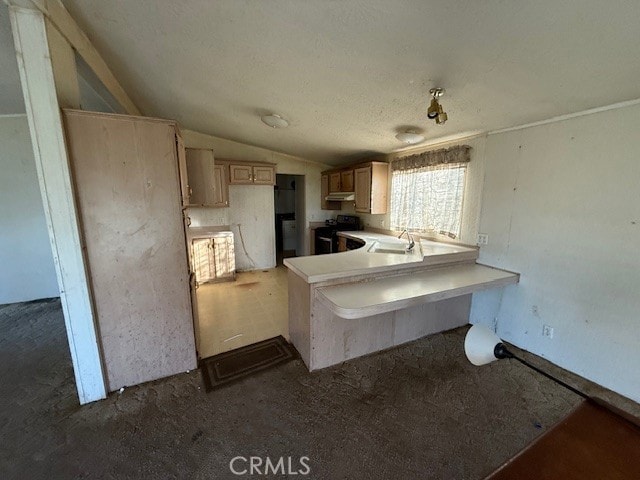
[3,2,640,163]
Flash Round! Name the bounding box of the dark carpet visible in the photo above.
[0,298,594,479]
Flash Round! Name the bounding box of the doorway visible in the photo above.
[274,174,305,265]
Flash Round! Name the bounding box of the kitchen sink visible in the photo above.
[368,241,413,255]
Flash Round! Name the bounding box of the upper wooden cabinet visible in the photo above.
[329,172,341,193]
[253,165,276,185]
[322,161,388,214]
[340,169,354,192]
[212,165,228,207]
[354,167,371,212]
[321,174,341,210]
[184,148,228,207]
[228,162,276,185]
[229,164,252,184]
[354,162,388,214]
[327,169,355,193]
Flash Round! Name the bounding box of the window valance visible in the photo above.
[391,145,472,171]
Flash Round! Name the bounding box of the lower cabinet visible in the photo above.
[338,236,347,252]
[191,233,236,284]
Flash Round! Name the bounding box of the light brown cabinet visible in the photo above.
[321,174,341,210]
[191,233,235,285]
[184,148,229,207]
[328,169,355,193]
[253,165,276,185]
[212,165,228,206]
[322,161,388,213]
[341,169,354,192]
[354,162,388,214]
[329,172,341,193]
[338,236,347,252]
[229,163,276,185]
[354,166,371,212]
[229,164,253,184]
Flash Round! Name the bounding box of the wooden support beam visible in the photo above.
[9,5,107,404]
[45,16,79,108]
[6,0,141,115]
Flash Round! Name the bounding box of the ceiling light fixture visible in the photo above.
[395,130,425,145]
[427,88,448,125]
[261,114,289,129]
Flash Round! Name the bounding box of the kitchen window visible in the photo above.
[390,145,471,239]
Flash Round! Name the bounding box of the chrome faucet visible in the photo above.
[398,229,415,251]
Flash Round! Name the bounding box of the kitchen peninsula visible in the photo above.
[284,232,519,371]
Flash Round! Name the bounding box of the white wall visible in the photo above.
[0,115,58,303]
[182,130,337,265]
[470,103,640,403]
[228,185,275,270]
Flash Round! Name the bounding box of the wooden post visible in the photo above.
[9,5,107,404]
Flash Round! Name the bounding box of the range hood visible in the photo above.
[325,192,355,201]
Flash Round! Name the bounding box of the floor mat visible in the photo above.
[486,399,640,479]
[200,335,297,391]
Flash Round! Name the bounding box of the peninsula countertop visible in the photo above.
[284,231,478,284]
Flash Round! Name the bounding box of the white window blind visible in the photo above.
[390,145,470,239]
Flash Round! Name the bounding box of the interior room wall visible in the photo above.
[470,102,640,403]
[0,115,59,303]
[182,130,337,260]
[229,185,275,270]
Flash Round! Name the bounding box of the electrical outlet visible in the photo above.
[542,324,554,339]
[477,233,489,245]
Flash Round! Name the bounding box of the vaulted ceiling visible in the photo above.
[3,1,640,164]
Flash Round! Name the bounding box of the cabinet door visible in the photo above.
[369,162,389,214]
[354,166,372,212]
[340,169,354,192]
[192,238,214,284]
[229,164,253,184]
[253,165,275,185]
[337,236,347,252]
[176,133,190,206]
[63,110,195,391]
[321,174,330,209]
[321,174,341,210]
[212,164,229,207]
[212,235,235,279]
[329,172,341,192]
[185,149,216,205]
